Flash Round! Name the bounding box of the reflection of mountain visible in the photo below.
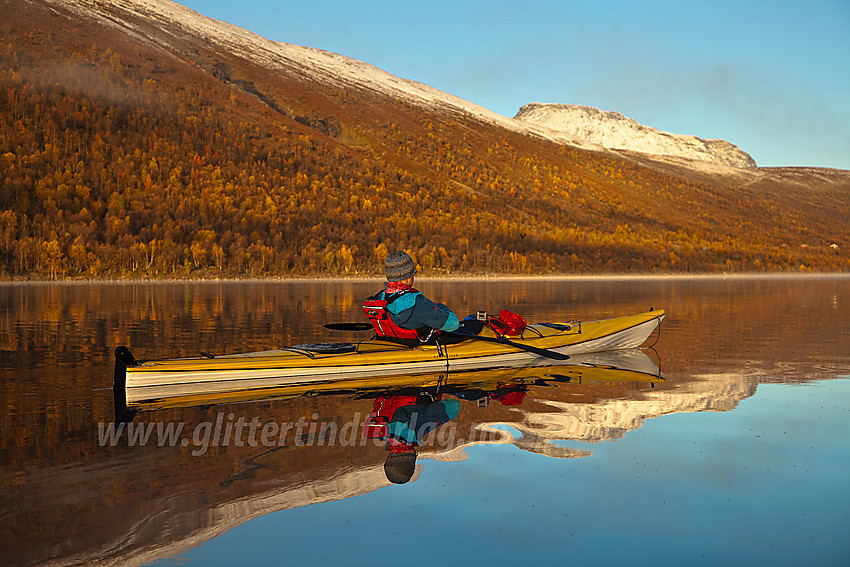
[3,352,767,567]
[90,465,390,567]
[504,373,759,458]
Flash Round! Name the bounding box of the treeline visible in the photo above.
[1,10,848,279]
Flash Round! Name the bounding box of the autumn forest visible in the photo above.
[2,1,848,280]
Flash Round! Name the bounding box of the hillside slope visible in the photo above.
[1,0,848,278]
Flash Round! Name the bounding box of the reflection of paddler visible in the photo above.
[364,395,460,484]
[366,385,528,484]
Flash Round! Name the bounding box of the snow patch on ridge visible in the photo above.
[515,103,757,168]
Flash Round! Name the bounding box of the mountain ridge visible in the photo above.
[41,0,550,137]
[43,0,752,166]
[514,103,757,168]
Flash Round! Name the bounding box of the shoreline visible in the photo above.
[1,271,849,285]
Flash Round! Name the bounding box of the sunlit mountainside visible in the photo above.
[513,103,757,169]
[2,0,849,279]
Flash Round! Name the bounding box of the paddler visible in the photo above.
[362,250,460,339]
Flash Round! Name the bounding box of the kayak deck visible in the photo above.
[116,310,664,406]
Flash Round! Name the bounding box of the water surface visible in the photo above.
[1,276,848,566]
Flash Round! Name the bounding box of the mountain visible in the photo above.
[1,0,849,278]
[514,103,757,168]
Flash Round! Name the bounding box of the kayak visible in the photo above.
[115,309,664,409]
[124,347,664,413]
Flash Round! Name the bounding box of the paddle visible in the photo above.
[323,322,373,331]
[443,331,570,360]
[323,323,569,360]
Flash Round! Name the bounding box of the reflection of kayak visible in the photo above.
[115,310,664,409]
[124,348,663,413]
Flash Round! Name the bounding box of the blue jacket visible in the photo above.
[381,284,460,332]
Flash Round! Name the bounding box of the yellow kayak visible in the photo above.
[115,310,664,407]
[127,347,663,413]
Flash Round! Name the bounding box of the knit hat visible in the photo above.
[384,250,416,281]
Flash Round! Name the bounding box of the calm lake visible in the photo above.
[1,276,849,566]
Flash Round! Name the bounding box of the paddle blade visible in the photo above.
[323,322,374,331]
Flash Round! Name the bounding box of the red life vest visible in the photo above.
[362,289,421,339]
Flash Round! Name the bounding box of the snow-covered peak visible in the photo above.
[515,103,756,168]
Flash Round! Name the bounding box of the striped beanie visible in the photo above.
[385,250,416,281]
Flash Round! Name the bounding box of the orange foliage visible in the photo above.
[1,3,848,279]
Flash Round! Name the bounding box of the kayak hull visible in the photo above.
[118,310,664,406]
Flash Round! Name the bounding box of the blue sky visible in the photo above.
[180,0,850,170]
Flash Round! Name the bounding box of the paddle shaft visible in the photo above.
[443,332,570,360]
[323,323,569,360]
[323,322,373,331]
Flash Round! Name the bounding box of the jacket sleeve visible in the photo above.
[437,306,460,332]
[412,295,459,331]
